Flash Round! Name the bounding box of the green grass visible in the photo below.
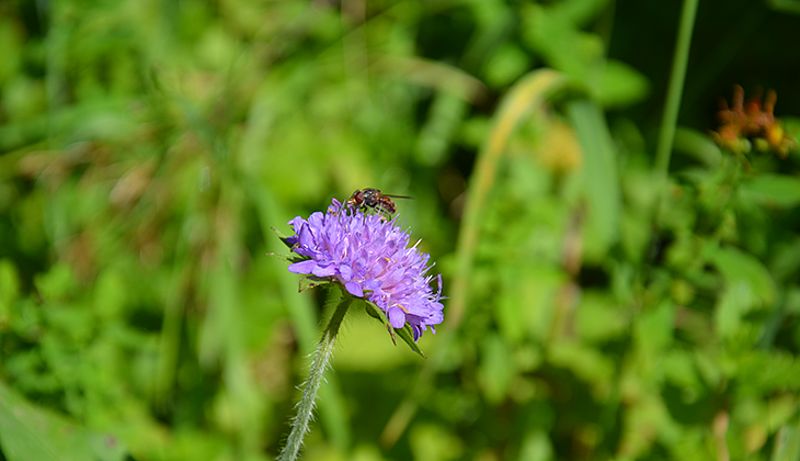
[1,1,799,460]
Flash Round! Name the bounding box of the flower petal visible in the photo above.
[312,264,337,277]
[411,324,422,341]
[344,281,364,297]
[387,307,406,329]
[288,216,305,231]
[339,264,353,281]
[298,225,315,248]
[308,212,325,228]
[288,259,318,274]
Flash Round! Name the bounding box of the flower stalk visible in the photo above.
[277,195,444,458]
[278,292,353,461]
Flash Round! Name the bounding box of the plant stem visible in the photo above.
[278,294,352,461]
[655,0,699,180]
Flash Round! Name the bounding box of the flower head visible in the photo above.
[284,199,444,340]
[713,85,796,157]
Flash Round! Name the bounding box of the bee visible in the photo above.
[345,188,410,217]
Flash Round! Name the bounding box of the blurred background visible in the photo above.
[1,0,800,460]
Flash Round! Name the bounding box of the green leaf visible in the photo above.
[415,92,469,166]
[737,350,800,393]
[521,4,603,79]
[596,60,649,107]
[567,100,621,260]
[497,266,562,342]
[0,383,127,461]
[363,302,425,357]
[576,292,629,342]
[364,302,383,322]
[716,283,754,338]
[706,245,777,305]
[772,423,800,461]
[635,301,675,355]
[549,341,614,397]
[706,245,776,338]
[518,429,554,461]
[768,0,800,15]
[771,238,800,281]
[478,333,515,403]
[0,260,19,324]
[0,393,59,461]
[674,127,723,167]
[484,44,530,87]
[34,263,77,302]
[396,323,426,358]
[409,423,463,461]
[661,350,702,396]
[740,174,800,208]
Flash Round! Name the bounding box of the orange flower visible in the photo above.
[713,85,795,157]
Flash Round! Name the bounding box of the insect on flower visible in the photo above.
[345,188,411,218]
[283,199,444,343]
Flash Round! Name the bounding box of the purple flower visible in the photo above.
[284,199,444,340]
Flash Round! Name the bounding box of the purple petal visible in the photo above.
[344,281,364,298]
[387,307,406,329]
[288,259,318,274]
[363,280,382,294]
[298,225,315,248]
[308,212,324,228]
[312,264,337,277]
[339,264,353,281]
[288,216,305,231]
[327,199,343,213]
[293,246,315,258]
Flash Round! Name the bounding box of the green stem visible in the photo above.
[655,0,699,180]
[278,293,352,461]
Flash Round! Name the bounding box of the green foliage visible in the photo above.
[1,0,799,460]
[0,383,126,461]
[364,300,425,358]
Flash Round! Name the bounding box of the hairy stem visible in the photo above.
[278,294,352,461]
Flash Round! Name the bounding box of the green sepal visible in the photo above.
[298,278,329,292]
[364,302,384,322]
[363,302,396,344]
[363,302,425,357]
[395,323,426,358]
[271,226,296,249]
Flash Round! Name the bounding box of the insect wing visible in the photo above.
[382,193,412,200]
